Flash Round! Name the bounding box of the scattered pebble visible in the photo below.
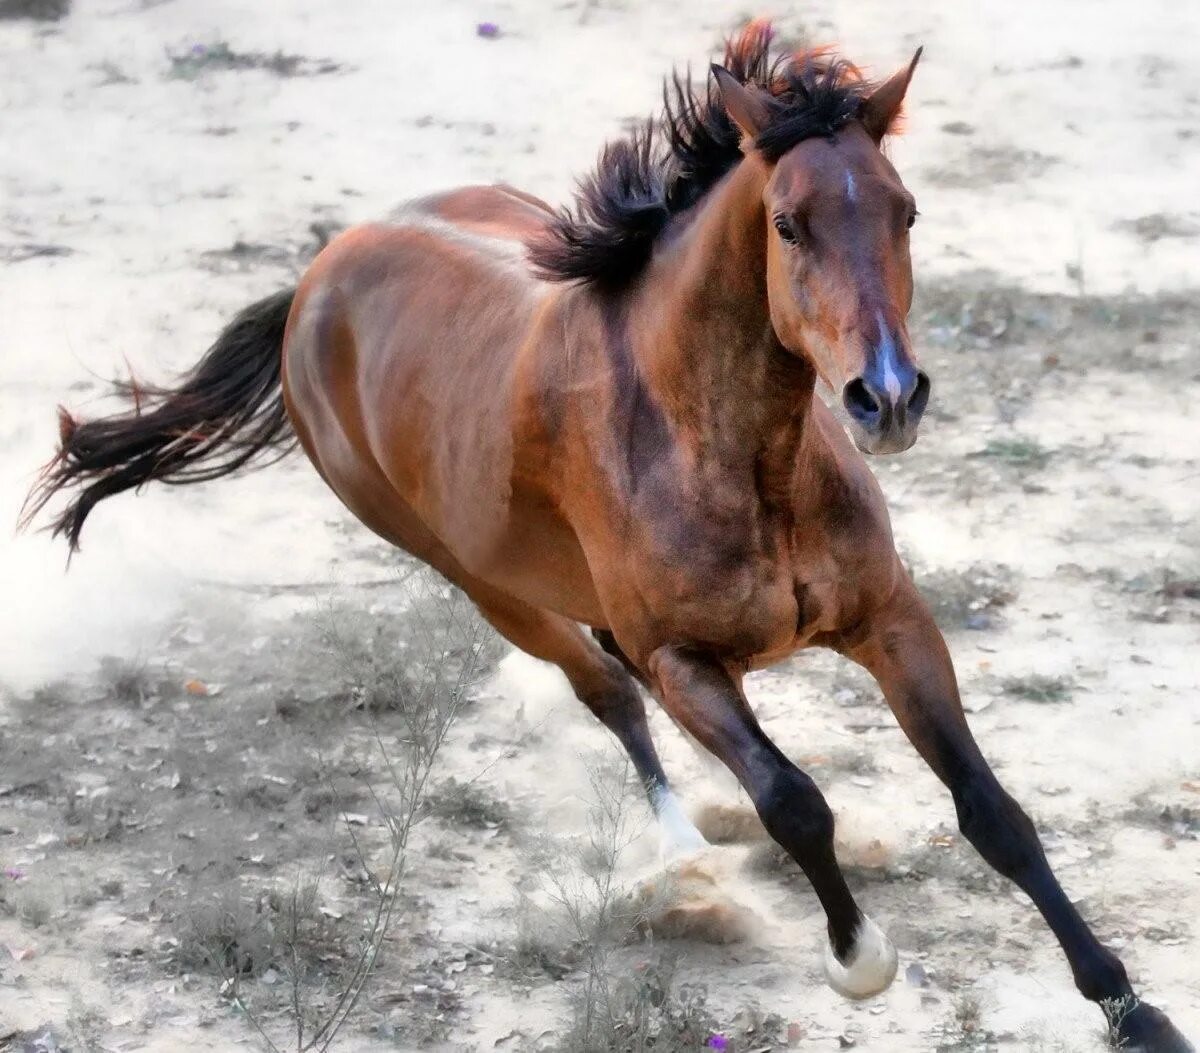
[905,962,929,987]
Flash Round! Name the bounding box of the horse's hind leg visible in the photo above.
[472,590,707,862]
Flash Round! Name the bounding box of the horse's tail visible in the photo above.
[20,288,297,552]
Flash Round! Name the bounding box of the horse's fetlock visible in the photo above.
[1075,947,1131,1005]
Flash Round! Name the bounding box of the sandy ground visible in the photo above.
[1,0,1198,1050]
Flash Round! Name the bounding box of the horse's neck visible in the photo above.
[634,158,816,467]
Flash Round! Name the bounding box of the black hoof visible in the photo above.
[1112,1000,1195,1053]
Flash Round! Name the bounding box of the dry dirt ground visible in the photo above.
[1,1,1198,1051]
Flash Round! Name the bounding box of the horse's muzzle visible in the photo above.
[842,366,930,455]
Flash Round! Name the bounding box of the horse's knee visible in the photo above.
[954,774,1042,880]
[753,766,835,856]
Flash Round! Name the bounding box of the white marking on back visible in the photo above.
[875,310,902,402]
[845,169,858,203]
[388,202,528,272]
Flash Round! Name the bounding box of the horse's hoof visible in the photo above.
[1112,999,1195,1053]
[822,914,897,999]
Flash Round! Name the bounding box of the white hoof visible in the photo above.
[823,915,897,999]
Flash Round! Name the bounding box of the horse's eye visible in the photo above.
[906,210,919,230]
[773,215,798,244]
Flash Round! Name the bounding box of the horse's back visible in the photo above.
[409,183,556,241]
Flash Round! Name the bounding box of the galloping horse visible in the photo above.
[23,25,1192,1050]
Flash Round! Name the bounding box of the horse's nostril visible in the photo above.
[908,372,931,417]
[843,378,881,422]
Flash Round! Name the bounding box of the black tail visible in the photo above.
[21,288,297,552]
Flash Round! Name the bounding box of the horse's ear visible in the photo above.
[861,47,923,143]
[711,64,772,144]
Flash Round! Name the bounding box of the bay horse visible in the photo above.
[22,24,1193,1050]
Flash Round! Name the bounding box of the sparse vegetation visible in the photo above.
[10,885,54,928]
[96,654,156,706]
[166,41,343,79]
[0,0,69,20]
[935,991,994,1051]
[1001,674,1075,704]
[1124,796,1199,841]
[171,876,338,980]
[914,562,1017,632]
[970,436,1054,470]
[527,760,725,1053]
[425,776,512,829]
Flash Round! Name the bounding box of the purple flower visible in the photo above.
[3,867,25,881]
[191,43,207,55]
[706,1036,729,1051]
[476,22,501,39]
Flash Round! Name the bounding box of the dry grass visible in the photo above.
[170,876,338,980]
[969,436,1054,470]
[95,655,157,706]
[425,776,513,830]
[0,0,69,20]
[913,562,1018,632]
[165,40,342,79]
[934,991,994,1051]
[1001,674,1075,704]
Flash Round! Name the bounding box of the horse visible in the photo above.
[21,24,1193,1051]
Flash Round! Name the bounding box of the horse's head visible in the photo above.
[714,51,926,455]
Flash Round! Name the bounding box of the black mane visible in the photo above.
[528,24,873,289]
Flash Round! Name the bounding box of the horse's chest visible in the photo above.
[628,497,800,656]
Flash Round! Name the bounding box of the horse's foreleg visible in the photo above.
[649,645,897,999]
[849,574,1193,1052]
[469,589,706,861]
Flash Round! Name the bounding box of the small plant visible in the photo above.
[0,0,70,20]
[935,991,994,1051]
[12,887,54,928]
[497,893,580,981]
[1124,796,1199,841]
[166,41,342,80]
[426,776,511,829]
[1101,994,1138,1050]
[914,562,1017,632]
[97,655,154,706]
[1001,674,1074,704]
[970,436,1053,470]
